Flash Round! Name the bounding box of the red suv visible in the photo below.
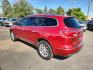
[10,14,83,60]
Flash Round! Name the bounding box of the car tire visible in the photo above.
[37,40,53,60]
[10,31,17,41]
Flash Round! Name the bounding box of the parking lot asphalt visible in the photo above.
[0,27,93,70]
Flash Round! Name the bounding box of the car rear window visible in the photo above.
[64,17,81,29]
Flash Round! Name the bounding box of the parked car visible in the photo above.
[3,18,17,27]
[83,20,89,25]
[87,20,93,30]
[79,21,87,31]
[10,14,83,60]
[0,17,8,26]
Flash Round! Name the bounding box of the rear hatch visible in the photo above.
[62,17,83,48]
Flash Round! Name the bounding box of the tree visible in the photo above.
[44,5,48,14]
[2,0,12,17]
[12,0,33,18]
[66,9,72,16]
[48,8,56,14]
[35,9,43,14]
[66,8,86,20]
[56,6,64,15]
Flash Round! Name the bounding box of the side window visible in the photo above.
[18,17,57,26]
[28,17,38,26]
[20,18,29,26]
[38,17,57,26]
[38,17,45,26]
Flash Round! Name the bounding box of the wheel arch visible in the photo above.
[37,38,54,54]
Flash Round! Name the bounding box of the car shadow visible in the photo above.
[17,40,70,60]
[53,55,70,60]
[87,29,93,32]
[18,40,37,50]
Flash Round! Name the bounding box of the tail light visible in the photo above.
[60,30,83,47]
[60,30,82,38]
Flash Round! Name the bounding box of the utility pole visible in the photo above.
[87,0,91,18]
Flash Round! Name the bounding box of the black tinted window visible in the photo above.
[20,17,39,26]
[28,17,38,26]
[64,17,81,28]
[19,17,57,26]
[38,17,57,26]
[20,18,29,26]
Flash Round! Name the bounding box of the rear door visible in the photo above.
[21,17,38,44]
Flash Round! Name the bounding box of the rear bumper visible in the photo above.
[54,42,83,56]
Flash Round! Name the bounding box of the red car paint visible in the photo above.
[10,14,83,56]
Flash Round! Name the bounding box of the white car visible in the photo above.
[3,18,17,27]
[79,21,87,31]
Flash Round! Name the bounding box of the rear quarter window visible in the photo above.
[64,17,81,29]
[38,17,57,26]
